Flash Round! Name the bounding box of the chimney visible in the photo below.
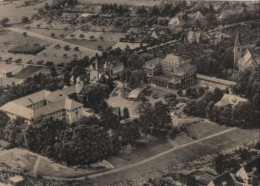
[95,60,98,71]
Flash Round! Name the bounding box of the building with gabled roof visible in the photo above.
[144,54,197,89]
[168,16,184,30]
[237,49,259,71]
[0,85,84,124]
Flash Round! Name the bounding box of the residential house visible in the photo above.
[150,28,167,39]
[188,11,205,23]
[237,49,259,71]
[78,13,93,23]
[187,31,201,44]
[88,59,124,83]
[144,54,197,89]
[234,30,259,71]
[168,16,184,30]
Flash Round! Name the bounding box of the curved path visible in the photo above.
[88,127,237,184]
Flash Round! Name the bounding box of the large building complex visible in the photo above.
[144,54,197,89]
[0,85,84,124]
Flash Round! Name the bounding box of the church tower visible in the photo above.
[233,30,242,68]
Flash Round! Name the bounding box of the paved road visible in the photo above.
[7,27,102,56]
[88,127,237,185]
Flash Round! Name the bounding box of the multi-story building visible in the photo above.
[144,54,197,89]
[0,85,84,124]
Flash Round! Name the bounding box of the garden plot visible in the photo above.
[64,30,125,51]
[29,42,100,66]
[0,29,52,46]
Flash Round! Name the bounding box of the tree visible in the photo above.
[50,64,57,78]
[80,83,110,112]
[205,13,217,27]
[119,121,140,147]
[1,17,9,26]
[213,88,224,102]
[21,16,30,24]
[0,111,9,138]
[123,107,130,120]
[139,102,171,136]
[67,119,112,165]
[24,118,68,154]
[100,108,120,130]
[4,117,26,145]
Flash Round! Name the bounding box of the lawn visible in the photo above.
[0,29,52,46]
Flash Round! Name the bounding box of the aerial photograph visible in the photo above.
[0,0,259,185]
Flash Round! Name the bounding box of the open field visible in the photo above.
[0,0,53,24]
[0,29,52,46]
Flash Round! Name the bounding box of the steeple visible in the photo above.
[233,30,242,68]
[234,29,242,47]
